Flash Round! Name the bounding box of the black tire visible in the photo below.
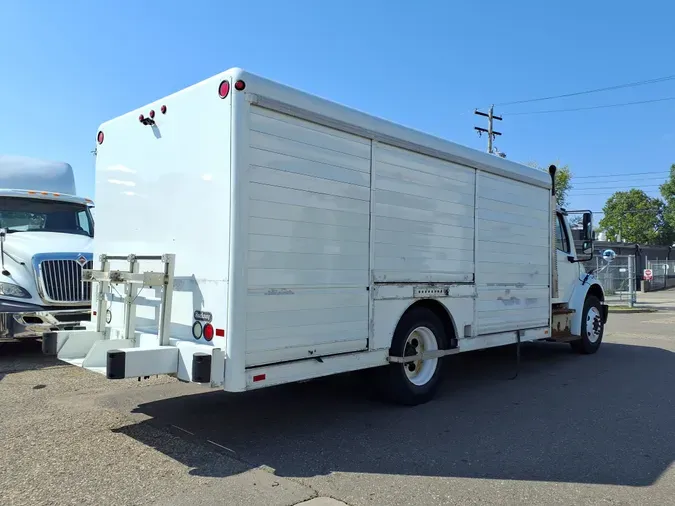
[570,295,604,354]
[378,307,448,406]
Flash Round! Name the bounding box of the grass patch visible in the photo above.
[608,306,657,313]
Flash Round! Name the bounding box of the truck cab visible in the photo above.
[0,155,94,342]
[550,191,607,352]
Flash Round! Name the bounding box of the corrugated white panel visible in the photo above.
[371,143,476,283]
[245,107,370,365]
[475,172,551,334]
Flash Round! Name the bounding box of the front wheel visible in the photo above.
[570,295,604,354]
[379,307,448,405]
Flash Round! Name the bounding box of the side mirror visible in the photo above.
[582,212,592,241]
[567,210,594,262]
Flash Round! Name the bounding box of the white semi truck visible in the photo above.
[0,155,94,342]
[44,68,607,405]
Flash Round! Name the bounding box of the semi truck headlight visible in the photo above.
[0,282,31,298]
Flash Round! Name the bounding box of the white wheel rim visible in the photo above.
[403,326,439,386]
[586,307,602,343]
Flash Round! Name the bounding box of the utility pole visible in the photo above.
[474,105,502,154]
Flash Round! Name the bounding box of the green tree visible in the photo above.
[553,165,573,208]
[659,163,675,239]
[598,189,672,244]
[527,162,572,207]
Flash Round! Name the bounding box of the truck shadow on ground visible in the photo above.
[117,341,674,487]
[0,340,58,381]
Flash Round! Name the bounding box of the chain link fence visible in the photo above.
[646,260,675,291]
[591,254,637,306]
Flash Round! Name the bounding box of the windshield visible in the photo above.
[0,197,93,237]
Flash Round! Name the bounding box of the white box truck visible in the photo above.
[45,68,607,405]
[0,155,94,343]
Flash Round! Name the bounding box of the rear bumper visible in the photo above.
[0,300,91,341]
[43,329,225,387]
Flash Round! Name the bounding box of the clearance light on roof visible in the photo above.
[149,109,155,119]
[161,105,167,114]
[97,131,104,144]
[234,80,246,91]
[22,190,77,199]
[218,80,230,99]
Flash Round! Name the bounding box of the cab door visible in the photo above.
[555,212,580,303]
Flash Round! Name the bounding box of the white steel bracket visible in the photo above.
[83,254,176,345]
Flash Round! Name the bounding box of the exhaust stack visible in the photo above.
[549,165,558,299]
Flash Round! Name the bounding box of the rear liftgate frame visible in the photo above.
[42,253,223,386]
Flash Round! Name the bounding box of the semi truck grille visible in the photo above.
[40,259,93,303]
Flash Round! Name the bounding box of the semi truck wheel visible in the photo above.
[380,306,448,405]
[570,295,604,355]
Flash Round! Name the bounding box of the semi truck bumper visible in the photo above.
[0,300,91,342]
[42,329,224,387]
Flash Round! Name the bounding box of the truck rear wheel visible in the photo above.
[380,307,448,405]
[570,295,604,354]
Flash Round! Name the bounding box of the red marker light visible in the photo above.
[234,80,246,91]
[138,114,145,123]
[97,131,104,144]
[203,323,214,341]
[149,109,155,119]
[160,105,167,114]
[218,80,230,99]
[253,374,266,382]
[215,328,225,337]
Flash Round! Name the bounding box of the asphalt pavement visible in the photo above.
[1,308,673,506]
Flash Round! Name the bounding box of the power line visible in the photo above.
[576,176,670,185]
[590,210,665,214]
[571,184,663,191]
[573,170,670,179]
[506,96,675,116]
[571,186,663,193]
[571,191,664,196]
[579,176,668,183]
[572,178,665,190]
[495,74,675,107]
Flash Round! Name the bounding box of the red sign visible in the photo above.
[643,269,653,281]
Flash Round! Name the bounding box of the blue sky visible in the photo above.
[1,0,674,219]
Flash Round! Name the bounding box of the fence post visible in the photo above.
[628,255,635,307]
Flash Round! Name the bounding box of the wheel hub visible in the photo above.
[403,326,439,386]
[586,307,602,343]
